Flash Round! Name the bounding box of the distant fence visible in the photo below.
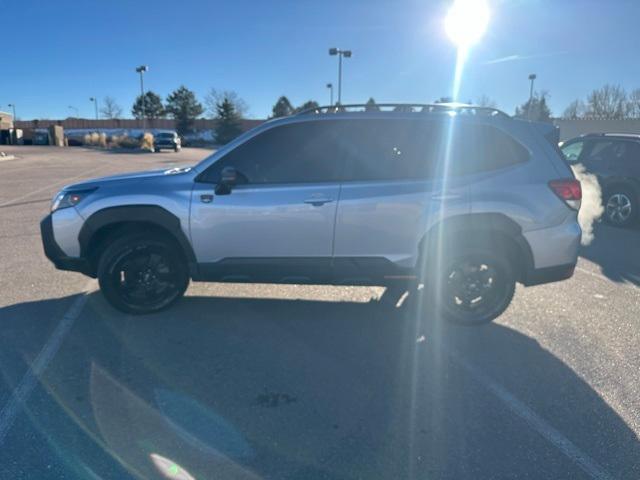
[554,119,640,141]
[14,118,265,132]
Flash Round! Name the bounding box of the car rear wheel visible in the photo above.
[97,233,189,314]
[422,247,516,325]
[604,188,636,227]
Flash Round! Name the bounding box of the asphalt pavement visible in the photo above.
[0,146,638,479]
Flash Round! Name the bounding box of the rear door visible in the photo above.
[333,118,470,273]
[190,121,344,278]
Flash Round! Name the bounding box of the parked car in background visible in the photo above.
[154,131,181,152]
[561,133,640,227]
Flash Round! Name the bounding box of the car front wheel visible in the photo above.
[97,233,189,314]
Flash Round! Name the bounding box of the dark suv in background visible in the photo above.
[561,133,640,227]
[154,131,181,152]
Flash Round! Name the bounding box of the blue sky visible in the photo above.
[2,0,640,120]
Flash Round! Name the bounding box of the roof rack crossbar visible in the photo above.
[295,103,509,118]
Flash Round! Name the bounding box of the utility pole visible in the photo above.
[528,73,537,120]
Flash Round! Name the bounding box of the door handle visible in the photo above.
[200,194,214,203]
[304,197,333,207]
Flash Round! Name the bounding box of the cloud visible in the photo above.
[485,51,568,65]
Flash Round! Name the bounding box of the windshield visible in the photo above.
[2,1,639,479]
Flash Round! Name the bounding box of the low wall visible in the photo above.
[15,118,265,132]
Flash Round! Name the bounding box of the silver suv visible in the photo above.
[41,104,582,324]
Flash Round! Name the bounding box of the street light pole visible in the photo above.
[8,104,16,123]
[528,73,537,120]
[89,97,99,121]
[329,48,352,105]
[136,65,149,131]
[326,83,334,106]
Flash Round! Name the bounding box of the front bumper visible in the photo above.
[40,214,93,276]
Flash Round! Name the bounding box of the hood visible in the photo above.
[63,166,193,191]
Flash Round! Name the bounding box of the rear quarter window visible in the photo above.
[448,123,530,176]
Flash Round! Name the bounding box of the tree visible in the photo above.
[585,84,628,119]
[514,91,552,122]
[271,96,294,117]
[204,88,248,119]
[626,88,640,118]
[476,95,497,108]
[132,91,165,119]
[100,96,123,119]
[562,99,586,119]
[165,86,204,135]
[294,100,320,113]
[365,97,380,111]
[214,96,243,145]
[435,96,453,103]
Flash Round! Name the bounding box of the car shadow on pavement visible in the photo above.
[0,291,638,480]
[580,223,640,285]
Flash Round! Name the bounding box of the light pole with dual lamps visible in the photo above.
[328,48,351,105]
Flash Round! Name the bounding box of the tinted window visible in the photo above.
[561,141,584,163]
[448,123,529,176]
[342,120,528,181]
[341,120,437,181]
[203,122,343,184]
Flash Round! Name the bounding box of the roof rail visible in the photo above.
[295,102,509,118]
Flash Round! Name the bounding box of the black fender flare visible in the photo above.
[419,213,535,283]
[78,205,198,276]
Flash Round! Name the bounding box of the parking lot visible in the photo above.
[0,146,638,479]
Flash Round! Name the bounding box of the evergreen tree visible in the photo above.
[215,97,243,145]
[295,100,320,113]
[514,91,552,122]
[365,97,379,111]
[132,91,165,119]
[272,96,294,117]
[165,86,204,135]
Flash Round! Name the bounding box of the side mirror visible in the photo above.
[215,166,237,195]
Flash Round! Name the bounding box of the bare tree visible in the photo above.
[100,96,123,119]
[476,95,497,108]
[562,99,586,119]
[205,89,248,119]
[586,84,628,119]
[626,88,640,118]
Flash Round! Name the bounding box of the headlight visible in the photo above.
[51,188,96,212]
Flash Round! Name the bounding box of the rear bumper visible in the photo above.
[40,214,93,276]
[523,263,576,286]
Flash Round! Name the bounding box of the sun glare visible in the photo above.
[445,0,490,48]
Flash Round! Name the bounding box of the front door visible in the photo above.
[190,121,344,281]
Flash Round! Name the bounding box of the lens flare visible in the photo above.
[445,0,490,48]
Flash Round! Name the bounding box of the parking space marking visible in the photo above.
[0,280,95,445]
[449,350,615,480]
[0,165,108,209]
[575,266,640,291]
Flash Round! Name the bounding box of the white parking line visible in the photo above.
[449,350,615,480]
[575,266,640,291]
[0,280,95,445]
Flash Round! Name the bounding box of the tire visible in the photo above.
[97,233,189,314]
[422,246,516,325]
[603,187,637,227]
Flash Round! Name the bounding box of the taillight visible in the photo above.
[549,178,582,210]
